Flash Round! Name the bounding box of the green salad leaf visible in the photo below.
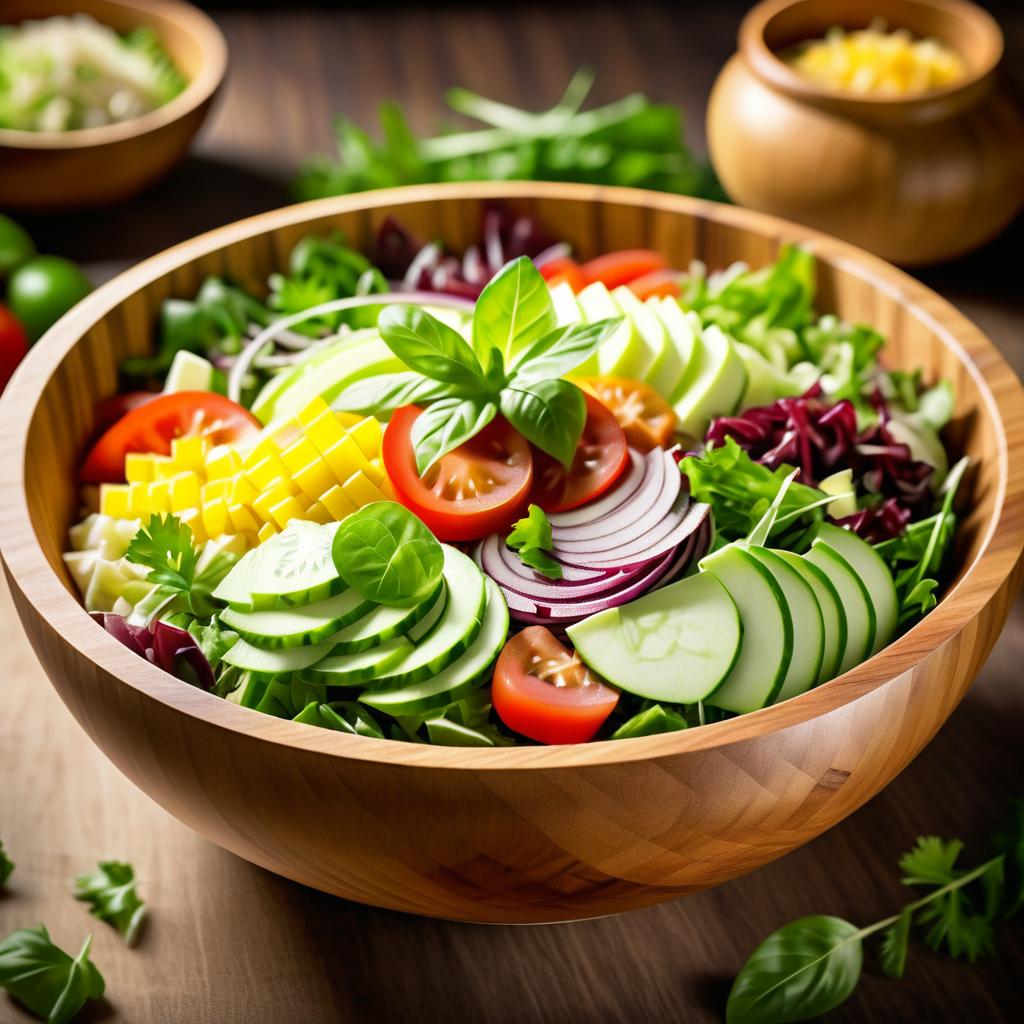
[500,378,586,470]
[187,617,239,669]
[0,926,105,1024]
[0,839,13,887]
[331,502,443,607]
[506,504,562,581]
[508,318,621,385]
[378,305,488,390]
[473,257,557,366]
[610,704,688,739]
[125,513,196,593]
[74,861,146,947]
[410,397,497,474]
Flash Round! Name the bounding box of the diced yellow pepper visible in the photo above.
[201,480,231,504]
[348,417,383,460]
[179,508,208,545]
[341,470,384,509]
[379,476,396,501]
[228,502,260,534]
[229,475,258,507]
[297,396,331,425]
[269,495,307,529]
[124,453,154,483]
[252,481,293,522]
[269,420,302,451]
[257,522,279,544]
[150,456,178,480]
[202,497,230,538]
[244,454,289,490]
[128,481,152,517]
[334,410,363,429]
[364,456,385,487]
[171,435,209,472]
[322,433,371,483]
[148,480,173,513]
[242,436,281,470]
[99,484,130,519]
[280,437,321,475]
[168,472,202,513]
[294,458,336,501]
[319,484,358,520]
[205,447,243,480]
[303,500,332,525]
[304,410,347,455]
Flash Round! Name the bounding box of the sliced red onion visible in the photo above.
[548,448,648,530]
[403,243,442,289]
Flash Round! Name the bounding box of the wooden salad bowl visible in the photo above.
[1,183,1022,924]
[0,0,227,210]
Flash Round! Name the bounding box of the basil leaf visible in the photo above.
[333,372,454,416]
[473,256,556,367]
[509,318,622,384]
[378,305,487,390]
[726,915,863,1024]
[499,379,585,469]
[74,861,147,946]
[410,397,497,475]
[0,927,105,1024]
[331,501,444,607]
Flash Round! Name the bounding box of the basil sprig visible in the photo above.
[334,256,621,475]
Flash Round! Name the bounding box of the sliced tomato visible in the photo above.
[92,390,159,434]
[580,249,667,290]
[538,256,585,292]
[0,303,29,393]
[530,392,628,512]
[492,626,619,744]
[576,377,676,453]
[627,268,682,300]
[382,405,533,542]
[81,392,260,483]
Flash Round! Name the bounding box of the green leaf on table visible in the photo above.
[0,839,13,887]
[726,915,863,1024]
[499,378,586,469]
[378,305,488,391]
[993,798,1024,917]
[331,501,444,607]
[410,397,497,475]
[332,371,454,416]
[473,256,556,367]
[878,908,912,978]
[508,318,622,384]
[74,861,146,947]
[0,926,105,1024]
[506,504,562,581]
[125,513,197,594]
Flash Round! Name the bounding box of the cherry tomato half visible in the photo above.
[530,392,628,513]
[576,377,676,453]
[492,626,619,744]
[538,256,585,292]
[382,405,533,542]
[80,391,261,483]
[580,249,667,290]
[0,303,29,393]
[627,268,682,300]
[92,390,160,434]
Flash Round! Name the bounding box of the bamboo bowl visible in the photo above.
[1,183,1022,924]
[0,0,227,210]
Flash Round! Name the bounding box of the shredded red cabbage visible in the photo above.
[91,613,214,691]
[706,384,934,541]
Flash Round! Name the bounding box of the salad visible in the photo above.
[65,207,964,747]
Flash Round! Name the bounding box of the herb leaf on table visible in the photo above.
[74,861,147,947]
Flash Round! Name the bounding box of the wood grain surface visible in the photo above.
[2,2,1024,1021]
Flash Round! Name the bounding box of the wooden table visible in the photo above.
[3,3,1023,1021]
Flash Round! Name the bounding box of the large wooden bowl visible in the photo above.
[1,183,1021,924]
[0,0,227,210]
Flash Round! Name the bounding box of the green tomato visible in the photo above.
[0,213,36,280]
[6,256,93,343]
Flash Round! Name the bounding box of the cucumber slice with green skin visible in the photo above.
[328,580,443,655]
[566,571,742,704]
[701,544,793,713]
[305,637,413,686]
[746,545,824,702]
[549,280,583,326]
[651,299,700,398]
[405,579,450,643]
[363,579,508,716]
[579,282,654,379]
[221,633,340,674]
[363,546,487,690]
[641,296,689,400]
[770,549,847,684]
[612,286,668,380]
[219,588,373,649]
[213,521,343,611]
[812,523,898,656]
[804,542,875,673]
[672,324,748,439]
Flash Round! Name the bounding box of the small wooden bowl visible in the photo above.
[707,0,1024,265]
[1,183,1022,924]
[0,0,227,210]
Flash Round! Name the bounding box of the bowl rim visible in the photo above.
[0,0,227,150]
[1,181,1022,771]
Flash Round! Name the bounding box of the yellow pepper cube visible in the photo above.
[322,433,370,483]
[171,435,209,472]
[228,502,260,533]
[364,455,385,487]
[319,484,358,521]
[341,470,384,509]
[269,420,302,451]
[179,508,207,545]
[205,447,243,480]
[294,458,336,501]
[280,437,321,475]
[297,396,331,425]
[242,436,281,470]
[148,480,172,513]
[252,481,293,522]
[168,472,202,513]
[124,453,154,483]
[303,500,332,525]
[127,482,153,517]
[150,456,178,480]
[257,522,279,544]
[99,484,130,519]
[348,417,383,459]
[304,410,347,455]
[269,495,307,529]
[201,480,230,504]
[202,497,230,538]
[379,476,396,501]
[244,454,289,490]
[229,475,258,507]
[334,410,363,429]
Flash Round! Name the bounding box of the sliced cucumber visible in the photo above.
[672,324,747,439]
[579,282,653,379]
[701,544,793,713]
[566,570,742,704]
[613,286,668,381]
[813,523,898,656]
[221,633,340,675]
[549,280,583,326]
[305,637,413,686]
[770,549,847,684]
[364,545,487,690]
[406,579,450,643]
[804,542,875,673]
[219,589,372,649]
[651,299,700,398]
[213,521,343,611]
[363,579,508,716]
[747,545,824,702]
[329,580,443,655]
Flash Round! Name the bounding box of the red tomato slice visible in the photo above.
[382,405,533,542]
[92,390,160,434]
[0,304,29,394]
[530,392,629,513]
[81,392,261,483]
[580,250,667,289]
[538,257,585,292]
[576,377,676,453]
[627,268,682,300]
[492,626,619,744]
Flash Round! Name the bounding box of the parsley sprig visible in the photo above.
[74,861,146,947]
[506,504,562,581]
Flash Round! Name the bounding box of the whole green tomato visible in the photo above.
[0,213,36,279]
[6,255,93,342]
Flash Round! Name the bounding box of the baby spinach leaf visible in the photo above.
[508,318,622,384]
[378,305,487,390]
[74,861,146,947]
[333,371,454,416]
[726,915,863,1024]
[500,378,587,469]
[0,840,13,887]
[473,256,556,367]
[332,501,443,607]
[506,504,562,580]
[410,397,497,475]
[0,927,105,1024]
